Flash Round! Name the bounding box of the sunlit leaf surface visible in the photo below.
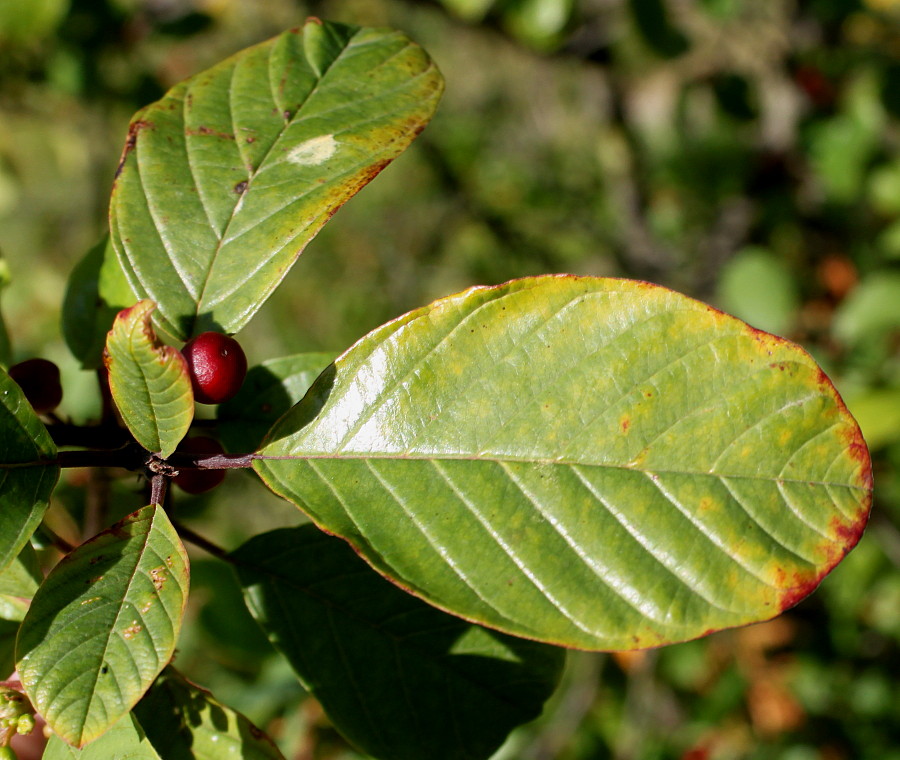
[256,276,873,651]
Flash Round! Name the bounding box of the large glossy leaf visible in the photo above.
[62,236,135,370]
[109,19,444,341]
[0,370,59,574]
[105,300,194,458]
[233,525,564,760]
[17,505,189,747]
[132,667,285,760]
[255,276,873,651]
[217,352,333,453]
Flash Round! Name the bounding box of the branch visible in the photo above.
[172,521,230,561]
[167,452,256,470]
[56,446,146,470]
[47,422,130,450]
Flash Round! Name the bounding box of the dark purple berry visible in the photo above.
[173,436,226,494]
[8,358,63,414]
[181,332,247,405]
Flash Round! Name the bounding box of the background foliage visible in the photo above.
[0,0,898,758]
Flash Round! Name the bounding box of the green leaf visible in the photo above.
[845,387,900,451]
[0,255,12,367]
[629,0,690,58]
[42,714,162,759]
[62,236,135,370]
[17,504,189,747]
[105,300,194,458]
[131,667,285,760]
[0,542,41,599]
[0,0,68,43]
[110,19,444,342]
[255,276,873,651]
[833,271,900,346]
[716,246,799,336]
[233,525,564,760]
[0,370,58,574]
[217,352,333,453]
[0,618,19,679]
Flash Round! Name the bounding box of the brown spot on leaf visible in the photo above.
[114,120,154,181]
[234,180,248,195]
[122,621,142,640]
[185,125,235,140]
[150,566,168,591]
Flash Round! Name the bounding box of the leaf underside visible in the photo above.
[234,525,564,760]
[0,370,59,574]
[109,19,444,341]
[255,275,873,651]
[17,505,189,747]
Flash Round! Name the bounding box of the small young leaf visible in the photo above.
[17,504,189,748]
[105,299,194,458]
[132,667,285,760]
[217,352,333,452]
[233,525,564,760]
[42,714,162,759]
[110,19,444,341]
[0,370,58,574]
[255,276,873,651]
[62,236,135,369]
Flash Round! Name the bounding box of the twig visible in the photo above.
[47,422,129,449]
[149,473,168,507]
[38,524,75,554]
[167,452,256,470]
[55,446,146,471]
[172,521,230,561]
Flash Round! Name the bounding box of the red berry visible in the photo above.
[173,436,226,494]
[8,358,63,414]
[181,332,247,405]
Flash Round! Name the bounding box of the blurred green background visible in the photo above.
[2,0,900,758]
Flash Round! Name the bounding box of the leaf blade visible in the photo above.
[105,299,194,458]
[0,369,59,574]
[110,20,444,340]
[233,525,564,760]
[255,276,872,651]
[42,714,162,759]
[17,504,189,747]
[62,236,135,370]
[132,667,285,760]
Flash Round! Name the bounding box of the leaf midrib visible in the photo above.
[191,27,363,324]
[256,451,869,491]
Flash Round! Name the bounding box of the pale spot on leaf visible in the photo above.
[287,134,338,166]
